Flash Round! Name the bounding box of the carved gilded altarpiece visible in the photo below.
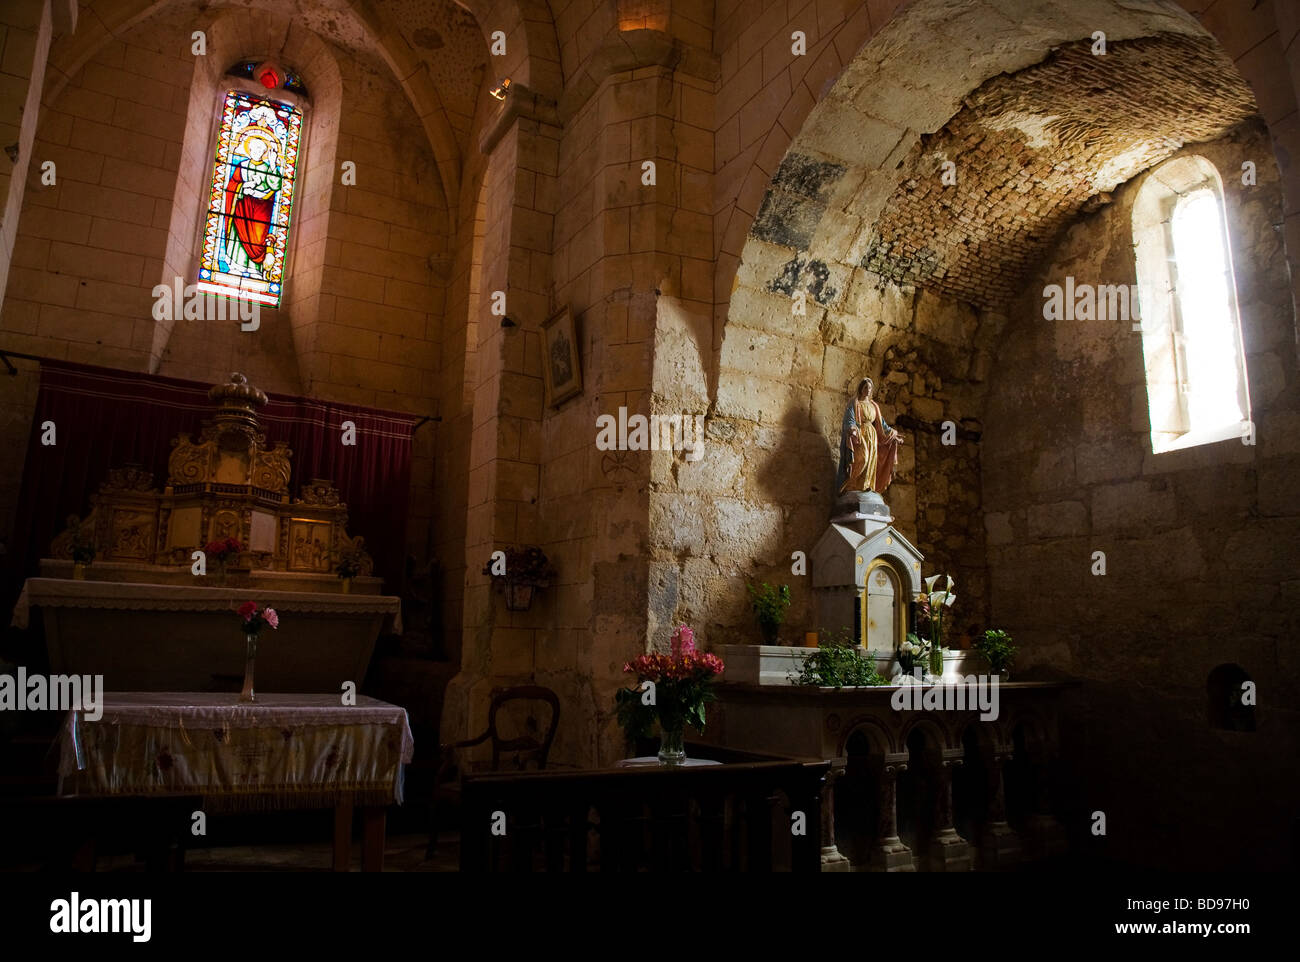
[48,374,373,585]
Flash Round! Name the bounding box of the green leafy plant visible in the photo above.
[975,628,1016,674]
[748,582,791,643]
[791,629,887,688]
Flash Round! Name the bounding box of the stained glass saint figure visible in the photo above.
[198,92,302,307]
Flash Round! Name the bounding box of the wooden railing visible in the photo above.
[459,745,829,872]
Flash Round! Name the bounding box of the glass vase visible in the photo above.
[657,722,686,767]
[240,633,258,703]
[928,644,944,680]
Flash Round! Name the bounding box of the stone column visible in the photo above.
[819,763,850,872]
[873,757,914,872]
[926,756,972,871]
[1023,753,1069,861]
[443,73,564,763]
[977,751,1022,869]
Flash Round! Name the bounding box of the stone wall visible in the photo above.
[983,120,1300,868]
[668,3,1250,656]
[447,19,722,768]
[0,3,478,612]
[3,0,1300,866]
[675,231,996,644]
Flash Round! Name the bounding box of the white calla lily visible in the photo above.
[945,592,956,607]
[924,574,940,592]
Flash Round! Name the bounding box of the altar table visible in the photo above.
[58,693,415,871]
[14,579,402,692]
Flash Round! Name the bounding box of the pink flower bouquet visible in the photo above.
[237,601,278,636]
[616,625,724,741]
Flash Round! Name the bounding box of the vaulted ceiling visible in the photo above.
[860,33,1254,309]
[45,0,488,210]
[745,0,1260,315]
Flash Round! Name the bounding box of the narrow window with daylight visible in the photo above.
[1132,156,1251,453]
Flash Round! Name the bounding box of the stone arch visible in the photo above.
[713,0,1300,317]
[954,719,995,845]
[457,0,563,103]
[956,717,997,756]
[837,715,896,866]
[873,549,920,599]
[150,6,345,381]
[1005,711,1052,763]
[41,0,478,213]
[439,0,566,764]
[900,714,953,754]
[685,0,1277,647]
[840,713,895,757]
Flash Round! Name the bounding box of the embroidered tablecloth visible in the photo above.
[59,693,415,810]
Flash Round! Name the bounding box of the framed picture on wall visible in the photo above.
[541,306,583,407]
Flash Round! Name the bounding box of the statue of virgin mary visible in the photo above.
[838,377,904,495]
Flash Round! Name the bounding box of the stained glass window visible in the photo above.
[198,91,303,307]
[225,62,309,96]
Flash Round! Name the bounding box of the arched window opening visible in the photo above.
[196,89,304,308]
[225,59,310,97]
[1132,156,1251,453]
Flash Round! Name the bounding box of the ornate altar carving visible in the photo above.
[48,373,373,583]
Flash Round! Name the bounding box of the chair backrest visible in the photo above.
[486,686,560,771]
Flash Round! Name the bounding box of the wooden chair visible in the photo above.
[426,685,559,858]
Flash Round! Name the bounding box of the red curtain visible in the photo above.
[6,361,416,600]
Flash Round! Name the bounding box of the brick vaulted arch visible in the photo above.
[712,0,1300,352]
[671,0,1299,660]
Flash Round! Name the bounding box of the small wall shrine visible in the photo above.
[811,490,924,652]
[47,373,373,586]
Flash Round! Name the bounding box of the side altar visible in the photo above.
[14,373,401,693]
[704,377,1069,871]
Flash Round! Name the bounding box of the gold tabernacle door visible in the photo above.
[47,373,373,585]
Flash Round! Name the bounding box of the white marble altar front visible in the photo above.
[716,644,986,686]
